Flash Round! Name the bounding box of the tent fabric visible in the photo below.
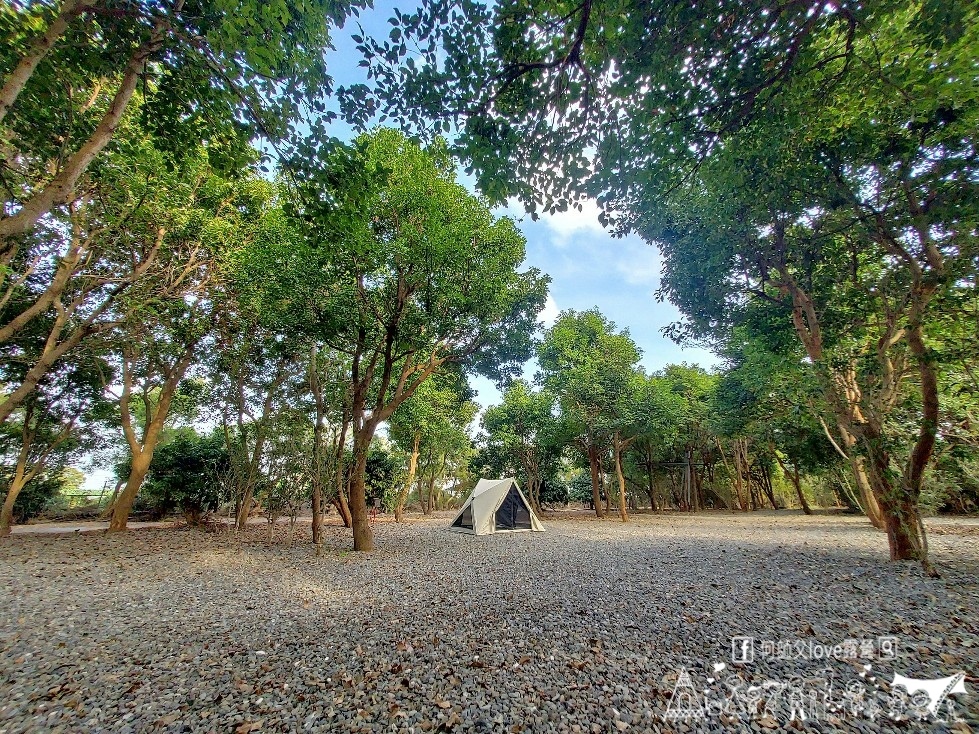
[448,478,545,535]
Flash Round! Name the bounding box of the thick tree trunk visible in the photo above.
[395,431,421,522]
[862,436,929,567]
[587,443,603,517]
[108,447,154,531]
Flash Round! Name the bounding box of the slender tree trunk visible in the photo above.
[425,467,437,515]
[349,430,373,551]
[774,451,812,515]
[614,432,628,522]
[309,346,325,546]
[332,416,352,528]
[760,463,778,509]
[395,431,421,522]
[792,462,812,515]
[689,449,701,512]
[587,443,604,517]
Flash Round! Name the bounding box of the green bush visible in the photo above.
[142,429,229,524]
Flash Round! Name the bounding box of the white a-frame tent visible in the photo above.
[449,478,545,535]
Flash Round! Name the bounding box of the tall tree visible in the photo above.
[537,309,641,518]
[102,161,278,531]
[480,380,558,515]
[355,1,978,570]
[290,129,548,551]
[389,369,477,522]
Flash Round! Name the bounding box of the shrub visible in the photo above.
[142,429,229,524]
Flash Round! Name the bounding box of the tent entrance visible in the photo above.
[494,486,532,531]
[452,504,474,530]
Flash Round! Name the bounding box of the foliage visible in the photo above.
[141,428,229,524]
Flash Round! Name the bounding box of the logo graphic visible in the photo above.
[661,641,970,726]
[731,636,754,663]
[891,672,967,718]
[663,669,705,721]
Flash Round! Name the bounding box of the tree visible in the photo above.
[102,160,277,531]
[292,129,548,550]
[355,1,979,570]
[0,132,198,427]
[645,9,978,571]
[0,345,109,533]
[537,309,641,518]
[0,0,366,248]
[612,371,686,518]
[711,332,838,516]
[388,369,477,522]
[347,0,865,214]
[480,380,559,515]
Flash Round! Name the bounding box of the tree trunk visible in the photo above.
[587,443,604,517]
[108,447,154,531]
[425,468,437,515]
[644,454,658,512]
[862,434,929,566]
[760,463,778,509]
[613,432,628,522]
[349,432,373,551]
[332,496,352,528]
[0,410,37,535]
[0,474,28,536]
[854,458,885,528]
[309,345,327,546]
[774,451,813,515]
[904,319,938,575]
[395,431,421,522]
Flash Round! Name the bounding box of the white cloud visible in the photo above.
[538,293,559,327]
[540,199,606,245]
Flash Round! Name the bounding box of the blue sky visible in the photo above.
[325,3,720,407]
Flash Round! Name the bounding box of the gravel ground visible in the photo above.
[0,511,976,733]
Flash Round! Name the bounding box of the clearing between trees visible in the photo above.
[1,512,976,733]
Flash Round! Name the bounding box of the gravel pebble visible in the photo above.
[0,510,977,732]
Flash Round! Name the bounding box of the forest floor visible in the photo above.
[1,512,976,733]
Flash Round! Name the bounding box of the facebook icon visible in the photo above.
[731,636,755,663]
